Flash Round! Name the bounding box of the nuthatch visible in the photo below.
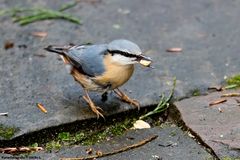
[44,39,152,118]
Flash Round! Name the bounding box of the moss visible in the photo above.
[43,117,135,150]
[81,118,134,145]
[205,156,217,160]
[191,89,201,96]
[226,74,240,88]
[39,104,169,151]
[58,132,70,141]
[170,130,177,137]
[222,157,240,160]
[81,131,107,146]
[45,141,61,151]
[74,132,85,141]
[0,124,18,140]
[30,142,38,147]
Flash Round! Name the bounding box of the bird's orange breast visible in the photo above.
[93,54,134,89]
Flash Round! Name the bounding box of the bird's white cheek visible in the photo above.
[111,54,136,65]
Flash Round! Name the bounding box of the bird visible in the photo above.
[44,39,152,118]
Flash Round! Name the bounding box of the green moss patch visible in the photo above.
[44,118,135,151]
[80,118,134,146]
[0,124,18,140]
[191,89,201,96]
[222,157,240,160]
[226,74,240,89]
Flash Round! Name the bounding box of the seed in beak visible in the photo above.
[139,59,152,67]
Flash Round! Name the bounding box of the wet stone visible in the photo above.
[0,0,240,145]
[25,126,213,160]
[173,89,240,158]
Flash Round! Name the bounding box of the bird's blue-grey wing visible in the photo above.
[65,44,107,77]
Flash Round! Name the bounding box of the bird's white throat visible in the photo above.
[111,54,136,65]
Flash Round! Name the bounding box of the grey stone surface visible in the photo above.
[0,0,240,142]
[174,89,240,158]
[19,126,212,160]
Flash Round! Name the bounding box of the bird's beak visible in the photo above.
[138,55,152,67]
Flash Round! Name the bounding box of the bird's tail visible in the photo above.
[44,45,71,55]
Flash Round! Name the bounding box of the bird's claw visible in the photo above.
[91,106,104,119]
[122,95,140,110]
[129,99,140,110]
[114,89,140,110]
[83,95,105,119]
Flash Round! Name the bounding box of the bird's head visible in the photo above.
[107,39,152,67]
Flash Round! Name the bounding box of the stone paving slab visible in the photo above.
[0,126,213,160]
[1,0,240,141]
[174,89,240,158]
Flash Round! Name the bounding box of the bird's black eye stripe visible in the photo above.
[107,49,137,58]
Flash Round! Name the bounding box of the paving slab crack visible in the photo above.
[169,103,220,160]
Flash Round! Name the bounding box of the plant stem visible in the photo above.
[140,77,176,119]
[59,0,79,12]
[0,1,81,26]
[17,10,80,26]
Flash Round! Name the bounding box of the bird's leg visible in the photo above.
[83,89,104,119]
[114,88,140,110]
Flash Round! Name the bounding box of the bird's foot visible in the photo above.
[83,95,104,119]
[114,89,140,110]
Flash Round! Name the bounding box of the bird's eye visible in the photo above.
[107,49,136,58]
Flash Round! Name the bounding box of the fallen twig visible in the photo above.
[60,135,158,160]
[36,103,48,113]
[4,40,14,50]
[208,86,223,92]
[221,93,240,97]
[0,147,43,154]
[0,112,8,116]
[209,98,227,106]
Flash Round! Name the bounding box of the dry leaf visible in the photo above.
[32,32,48,38]
[86,148,93,154]
[4,40,14,50]
[96,150,103,156]
[133,120,151,129]
[31,147,44,152]
[188,132,195,138]
[19,147,30,152]
[166,48,182,52]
